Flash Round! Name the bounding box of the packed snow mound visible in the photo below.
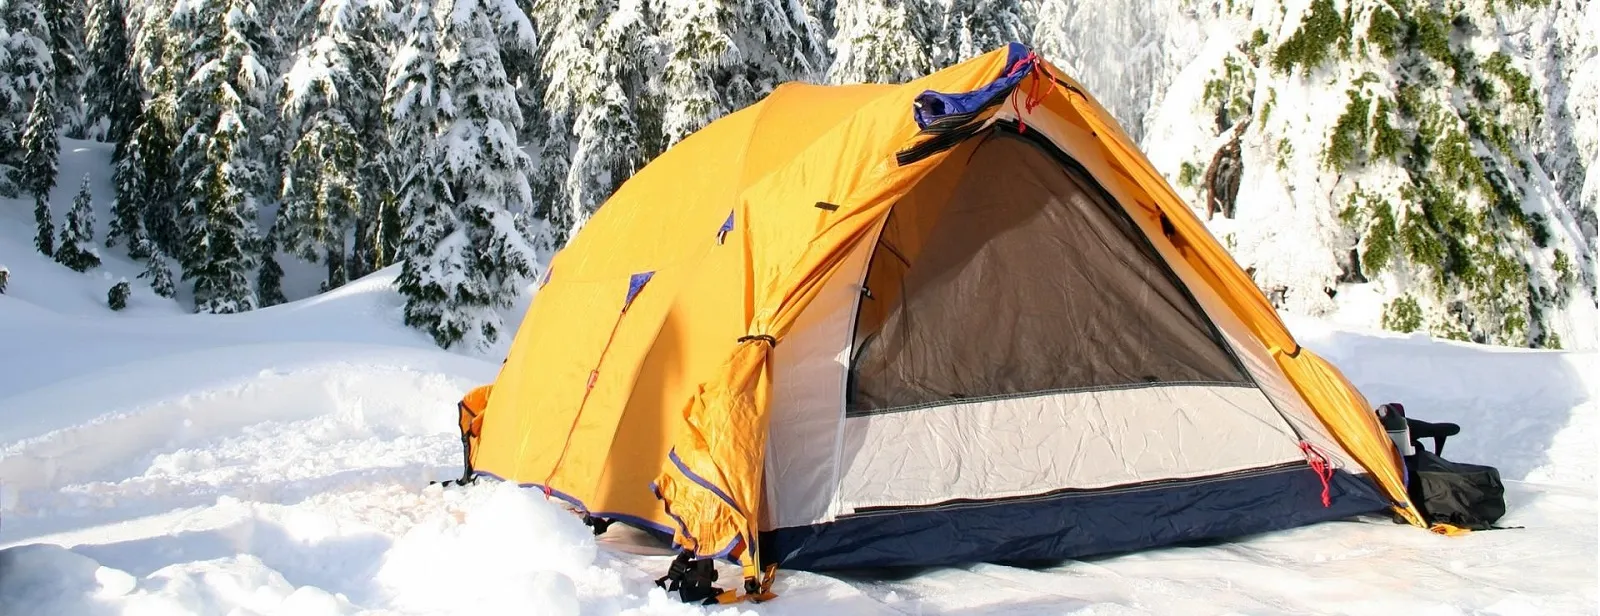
[0,485,740,616]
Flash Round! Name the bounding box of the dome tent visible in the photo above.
[453,43,1427,605]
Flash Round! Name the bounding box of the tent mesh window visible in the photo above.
[846,129,1251,415]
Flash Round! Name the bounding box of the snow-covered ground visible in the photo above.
[1,142,1595,614]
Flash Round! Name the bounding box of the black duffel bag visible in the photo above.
[1398,417,1511,531]
[1407,448,1508,530]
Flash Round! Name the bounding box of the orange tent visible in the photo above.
[457,43,1425,604]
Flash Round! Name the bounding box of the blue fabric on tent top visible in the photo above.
[912,42,1036,130]
[624,272,654,311]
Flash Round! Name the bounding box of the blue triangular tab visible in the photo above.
[717,211,734,244]
[624,272,655,310]
[912,42,1035,130]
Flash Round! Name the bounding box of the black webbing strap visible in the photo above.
[582,515,613,536]
[656,551,726,605]
[431,401,479,487]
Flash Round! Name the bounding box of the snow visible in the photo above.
[1,149,1595,614]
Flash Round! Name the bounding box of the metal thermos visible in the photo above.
[1376,403,1413,457]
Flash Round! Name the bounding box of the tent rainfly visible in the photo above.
[448,43,1434,605]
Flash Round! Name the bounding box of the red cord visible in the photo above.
[543,312,627,497]
[1006,52,1047,133]
[1299,441,1334,507]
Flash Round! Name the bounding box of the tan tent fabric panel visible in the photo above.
[837,384,1302,511]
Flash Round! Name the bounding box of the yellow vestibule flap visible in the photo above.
[651,341,775,566]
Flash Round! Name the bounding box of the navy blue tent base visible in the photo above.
[761,462,1390,572]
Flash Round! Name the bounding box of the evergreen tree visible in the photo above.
[257,225,286,306]
[1032,0,1166,136]
[84,0,140,143]
[55,174,102,271]
[654,0,827,147]
[825,0,934,84]
[522,5,573,251]
[0,11,18,197]
[169,0,271,314]
[931,0,1029,67]
[4,0,54,109]
[350,186,402,278]
[387,1,455,341]
[532,0,654,240]
[4,0,54,196]
[128,0,171,86]
[278,0,388,290]
[655,0,727,146]
[120,2,185,254]
[130,78,182,254]
[105,115,151,258]
[41,0,84,136]
[390,0,539,350]
[137,238,176,298]
[18,82,60,208]
[34,198,55,256]
[0,266,9,293]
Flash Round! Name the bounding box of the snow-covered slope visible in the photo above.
[1,140,1595,615]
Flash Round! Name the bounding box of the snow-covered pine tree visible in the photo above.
[56,174,102,271]
[247,0,297,209]
[930,0,1029,67]
[257,224,286,306]
[277,0,390,290]
[137,238,176,298]
[0,11,17,197]
[40,0,84,137]
[4,0,54,112]
[1031,0,1171,140]
[825,0,934,84]
[105,116,150,257]
[503,0,544,140]
[733,0,829,90]
[530,0,656,242]
[655,0,729,146]
[130,72,182,255]
[84,0,139,143]
[521,0,576,251]
[390,0,539,350]
[169,0,272,314]
[33,199,55,256]
[654,0,828,146]
[436,0,540,328]
[128,0,171,87]
[387,0,459,344]
[3,0,54,196]
[19,83,60,258]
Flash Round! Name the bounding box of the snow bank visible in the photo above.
[0,485,763,616]
[376,483,595,615]
[0,540,359,616]
[1291,316,1598,486]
